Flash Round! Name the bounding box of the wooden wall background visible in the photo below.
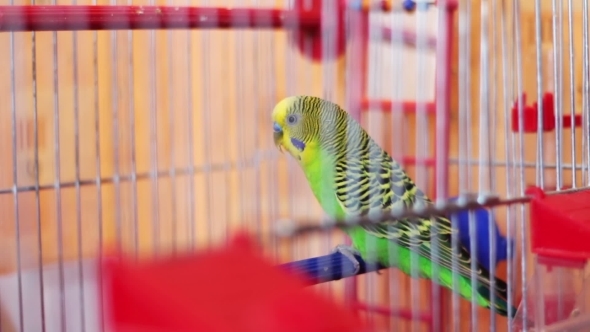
[0,0,588,331]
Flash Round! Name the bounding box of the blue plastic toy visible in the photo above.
[448,196,514,271]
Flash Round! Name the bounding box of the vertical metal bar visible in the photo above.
[435,0,453,329]
[552,0,563,190]
[363,3,377,326]
[499,0,514,330]
[222,7,232,243]
[201,0,213,247]
[478,1,496,328]
[10,13,24,332]
[167,16,177,254]
[534,0,544,187]
[71,11,87,331]
[92,15,104,331]
[513,0,528,328]
[457,0,471,329]
[285,0,299,270]
[305,0,315,273]
[449,208,460,332]
[267,0,279,259]
[436,0,453,203]
[127,27,139,258]
[285,0,297,265]
[388,7,404,331]
[185,2,196,251]
[415,2,429,207]
[412,4,428,329]
[472,3,491,324]
[110,0,122,253]
[343,3,367,307]
[125,0,139,258]
[476,1,495,324]
[251,0,262,242]
[321,0,336,301]
[490,0,499,195]
[584,0,590,186]
[52,24,67,332]
[233,0,247,243]
[514,0,525,197]
[31,15,47,332]
[567,0,576,188]
[468,209,478,332]
[149,0,160,256]
[321,0,336,101]
[490,0,501,327]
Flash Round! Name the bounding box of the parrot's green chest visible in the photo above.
[301,155,346,220]
[301,155,405,268]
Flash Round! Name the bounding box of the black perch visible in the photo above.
[278,251,386,285]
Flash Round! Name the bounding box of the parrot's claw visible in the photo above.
[332,244,361,275]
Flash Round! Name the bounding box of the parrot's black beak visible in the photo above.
[273,122,283,152]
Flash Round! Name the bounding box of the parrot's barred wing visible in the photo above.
[360,218,506,291]
[332,148,509,299]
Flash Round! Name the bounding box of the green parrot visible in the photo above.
[271,95,516,318]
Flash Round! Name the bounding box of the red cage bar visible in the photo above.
[0,5,321,31]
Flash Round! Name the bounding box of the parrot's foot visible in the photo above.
[332,244,361,275]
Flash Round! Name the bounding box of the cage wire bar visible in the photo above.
[0,0,590,332]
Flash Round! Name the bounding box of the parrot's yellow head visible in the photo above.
[271,95,353,166]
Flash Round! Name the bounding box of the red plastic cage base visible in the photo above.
[527,186,590,262]
[102,233,369,332]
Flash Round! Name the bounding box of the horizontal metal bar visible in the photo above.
[0,167,201,194]
[274,187,590,237]
[0,151,278,194]
[5,157,583,194]
[448,158,588,171]
[275,195,531,237]
[0,153,437,194]
[0,5,321,32]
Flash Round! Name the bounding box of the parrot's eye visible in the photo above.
[287,115,298,125]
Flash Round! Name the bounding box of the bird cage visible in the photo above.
[0,0,589,332]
